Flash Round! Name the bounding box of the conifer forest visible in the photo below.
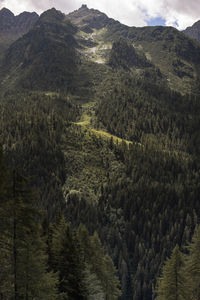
[0,4,200,300]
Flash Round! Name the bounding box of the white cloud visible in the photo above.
[86,0,147,26]
[0,0,79,14]
[0,0,200,29]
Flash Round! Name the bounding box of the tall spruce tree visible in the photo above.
[89,232,121,300]
[78,224,105,299]
[156,245,187,300]
[50,216,87,299]
[0,148,13,299]
[185,225,200,300]
[0,160,58,299]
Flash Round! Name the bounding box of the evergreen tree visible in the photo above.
[83,268,104,300]
[0,163,58,299]
[17,225,58,299]
[156,245,187,300]
[0,148,13,299]
[185,225,200,300]
[89,232,121,300]
[50,216,87,299]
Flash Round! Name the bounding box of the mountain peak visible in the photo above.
[39,7,64,23]
[0,7,15,30]
[0,7,14,17]
[81,4,88,9]
[67,4,111,30]
[17,11,39,18]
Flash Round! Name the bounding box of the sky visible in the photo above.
[0,0,199,30]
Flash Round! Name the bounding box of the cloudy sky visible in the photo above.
[0,0,199,30]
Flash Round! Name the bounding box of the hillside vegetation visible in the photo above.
[0,5,200,300]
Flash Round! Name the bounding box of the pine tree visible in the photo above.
[156,245,187,300]
[50,216,87,299]
[0,163,58,299]
[185,225,200,300]
[78,224,104,299]
[17,225,58,299]
[90,231,121,300]
[0,148,13,299]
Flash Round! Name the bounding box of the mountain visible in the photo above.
[67,4,113,30]
[0,8,38,34]
[0,7,15,30]
[67,5,200,94]
[183,20,200,42]
[0,5,200,300]
[0,8,38,60]
[1,5,200,95]
[0,8,80,92]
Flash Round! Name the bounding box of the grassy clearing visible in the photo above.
[73,100,133,145]
[90,128,132,145]
[45,91,59,97]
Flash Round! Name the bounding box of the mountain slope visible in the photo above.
[67,6,200,95]
[1,6,200,95]
[0,8,80,92]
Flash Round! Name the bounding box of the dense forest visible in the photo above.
[0,4,200,300]
[0,137,120,299]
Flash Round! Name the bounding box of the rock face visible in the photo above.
[0,8,38,34]
[15,11,39,34]
[183,20,200,42]
[0,8,39,57]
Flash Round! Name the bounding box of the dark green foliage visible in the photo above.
[51,217,87,299]
[109,39,151,69]
[62,68,200,299]
[49,217,121,299]
[1,6,200,300]
[156,245,187,300]
[0,150,120,299]
[104,24,200,94]
[0,159,58,299]
[0,92,80,221]
[95,71,200,154]
[156,227,200,300]
[184,225,200,299]
[172,59,194,78]
[1,68,200,300]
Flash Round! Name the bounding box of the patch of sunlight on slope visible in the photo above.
[74,118,133,146]
[73,100,135,146]
[90,128,132,145]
